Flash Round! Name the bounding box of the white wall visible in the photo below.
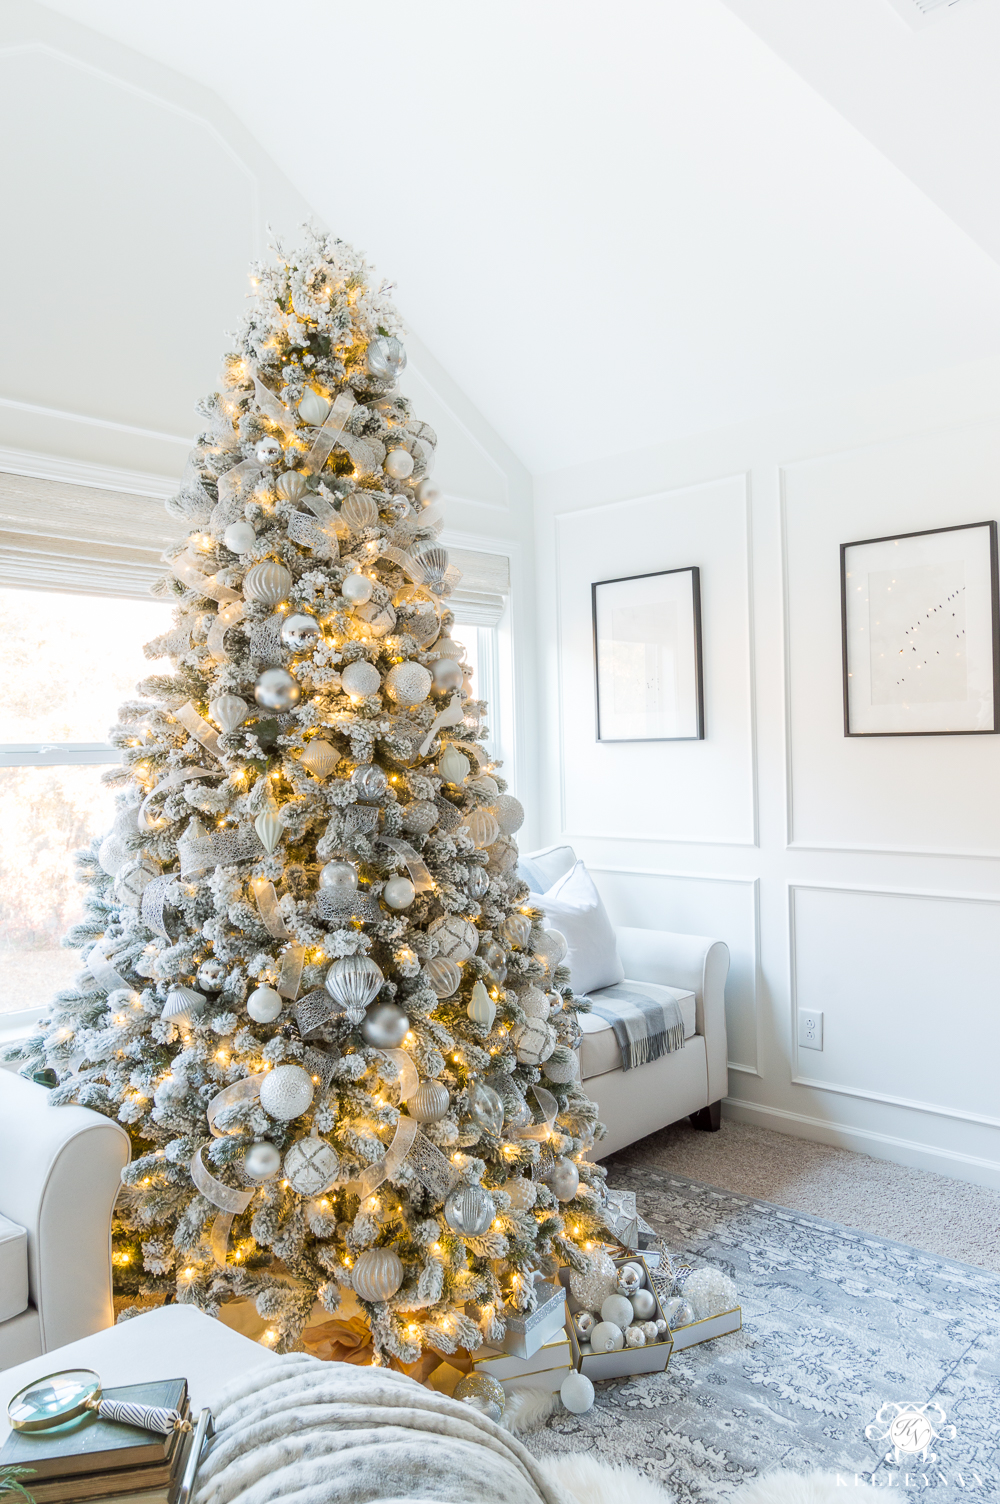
[534,353,1000,1190]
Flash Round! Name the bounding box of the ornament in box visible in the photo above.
[259,1063,314,1121]
[590,1321,624,1353]
[683,1267,738,1320]
[569,1250,618,1311]
[352,1246,404,1302]
[284,1133,340,1195]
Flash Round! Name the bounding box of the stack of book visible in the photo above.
[0,1381,194,1504]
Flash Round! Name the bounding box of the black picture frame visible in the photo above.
[840,519,1000,737]
[592,565,705,742]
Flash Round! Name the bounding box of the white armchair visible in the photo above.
[518,845,730,1159]
[0,1070,130,1369]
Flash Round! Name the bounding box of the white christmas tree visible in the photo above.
[9,229,606,1363]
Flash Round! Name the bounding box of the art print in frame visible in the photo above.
[840,520,1000,737]
[592,566,704,742]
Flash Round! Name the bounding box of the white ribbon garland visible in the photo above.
[175,704,222,761]
[301,392,356,475]
[278,943,306,998]
[252,878,292,939]
[137,765,219,833]
[170,549,241,605]
[85,939,130,994]
[206,601,246,661]
[514,1084,560,1141]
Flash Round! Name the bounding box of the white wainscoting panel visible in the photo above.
[590,865,759,1075]
[555,474,756,846]
[790,883,1000,1127]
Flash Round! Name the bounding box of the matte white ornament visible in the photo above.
[98,835,129,877]
[298,389,331,426]
[281,613,320,650]
[244,1143,281,1180]
[162,986,206,1023]
[601,1293,634,1330]
[360,1001,410,1047]
[210,694,248,733]
[431,658,463,693]
[683,1267,738,1320]
[408,1079,450,1123]
[444,1183,496,1236]
[243,560,292,606]
[352,1246,404,1302]
[625,1325,647,1348]
[276,471,307,502]
[255,437,282,467]
[630,1288,658,1321]
[341,659,380,696]
[247,985,283,1023]
[284,1134,340,1195]
[425,956,461,998]
[560,1371,595,1415]
[341,572,374,604]
[383,875,415,909]
[569,1250,618,1311]
[326,954,384,1014]
[341,494,379,532]
[429,914,479,962]
[589,1321,624,1353]
[466,979,496,1031]
[320,861,359,890]
[224,521,257,554]
[254,668,300,710]
[114,858,160,907]
[300,740,338,778]
[385,661,432,707]
[415,477,440,506]
[512,1016,557,1066]
[464,808,499,849]
[384,447,414,480]
[254,809,284,854]
[259,1063,314,1121]
[503,1176,537,1211]
[492,794,525,835]
[438,744,470,784]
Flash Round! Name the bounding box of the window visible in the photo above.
[1,587,173,1015]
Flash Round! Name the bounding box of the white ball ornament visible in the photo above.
[641,1321,660,1342]
[247,986,283,1023]
[319,861,359,890]
[224,521,256,554]
[428,914,479,962]
[543,1047,579,1084]
[342,572,374,604]
[630,1288,658,1322]
[352,1246,404,1303]
[259,1063,314,1121]
[98,834,129,877]
[383,875,415,910]
[569,1250,618,1311]
[341,659,381,696]
[601,1293,635,1330]
[385,661,432,707]
[244,1143,281,1180]
[560,1371,595,1415]
[518,985,549,1020]
[415,477,440,506]
[283,1135,340,1195]
[492,794,525,835]
[384,447,414,480]
[589,1321,624,1354]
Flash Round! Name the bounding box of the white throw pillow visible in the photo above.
[530,860,624,995]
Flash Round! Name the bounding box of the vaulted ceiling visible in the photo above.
[19,0,1000,474]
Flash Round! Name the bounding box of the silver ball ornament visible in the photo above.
[572,1310,595,1338]
[243,560,293,606]
[244,1143,281,1180]
[319,861,358,890]
[641,1321,660,1342]
[254,437,282,467]
[453,1373,505,1423]
[342,572,374,605]
[247,985,283,1023]
[408,1079,450,1123]
[385,661,432,707]
[259,1063,314,1121]
[352,1246,404,1302]
[254,668,300,711]
[281,613,321,650]
[341,659,380,695]
[467,867,489,899]
[383,875,415,909]
[630,1288,658,1322]
[360,1002,410,1048]
[352,763,388,799]
[444,1183,496,1236]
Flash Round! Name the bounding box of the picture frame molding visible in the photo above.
[591,564,705,743]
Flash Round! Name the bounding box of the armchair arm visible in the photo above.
[615,927,730,1104]
[0,1073,130,1352]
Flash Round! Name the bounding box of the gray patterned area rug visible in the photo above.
[524,1165,1000,1501]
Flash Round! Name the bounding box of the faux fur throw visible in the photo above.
[196,1353,575,1504]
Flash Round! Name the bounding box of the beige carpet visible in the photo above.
[604,1115,1000,1273]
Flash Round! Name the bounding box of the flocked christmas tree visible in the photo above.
[8,229,607,1362]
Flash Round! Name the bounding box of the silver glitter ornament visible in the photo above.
[453,1373,504,1423]
[359,1001,410,1048]
[244,1143,281,1180]
[569,1250,618,1311]
[354,594,396,637]
[255,437,282,467]
[401,799,437,834]
[385,661,432,707]
[114,857,159,907]
[352,1246,404,1302]
[281,613,321,650]
[444,1183,496,1237]
[196,959,226,992]
[341,659,380,696]
[366,336,407,381]
[326,954,384,1017]
[408,1079,450,1123]
[493,794,525,835]
[283,1134,340,1195]
[352,763,387,799]
[254,667,300,710]
[625,1325,647,1348]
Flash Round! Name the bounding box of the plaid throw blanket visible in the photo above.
[588,983,687,1072]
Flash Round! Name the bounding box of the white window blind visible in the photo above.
[447,545,510,626]
[0,470,180,599]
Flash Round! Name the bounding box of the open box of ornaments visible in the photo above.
[643,1248,742,1354]
[559,1254,674,1380]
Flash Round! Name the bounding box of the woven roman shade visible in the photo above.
[447,545,510,626]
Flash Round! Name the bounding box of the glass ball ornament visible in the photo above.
[401,799,436,834]
[243,560,293,606]
[503,1176,537,1211]
[425,956,461,998]
[533,928,569,972]
[247,985,283,1023]
[437,744,470,784]
[281,613,321,651]
[352,763,388,800]
[444,1183,496,1237]
[367,335,407,380]
[502,913,532,951]
[283,1134,340,1195]
[342,572,374,605]
[428,914,478,962]
[360,1001,410,1048]
[196,959,226,992]
[385,661,432,707]
[326,955,384,1017]
[560,1371,595,1415]
[467,866,489,899]
[493,794,525,836]
[682,1267,738,1320]
[259,1063,314,1121]
[453,1372,505,1424]
[589,1321,624,1354]
[408,1079,450,1123]
[341,494,379,531]
[569,1250,618,1311]
[224,521,256,554]
[661,1295,696,1329]
[254,437,282,467]
[431,658,463,692]
[244,1143,281,1180]
[616,1262,644,1294]
[383,875,415,910]
[384,447,414,481]
[630,1288,658,1322]
[415,477,440,506]
[466,1080,504,1137]
[572,1310,595,1339]
[600,1293,634,1330]
[254,668,300,711]
[340,659,380,696]
[319,860,359,890]
[352,1246,404,1303]
[544,1156,580,1203]
[465,808,499,850]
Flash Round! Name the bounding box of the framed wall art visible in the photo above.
[840,520,1000,736]
[592,566,704,742]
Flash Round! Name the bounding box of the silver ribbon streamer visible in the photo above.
[248,613,284,666]
[85,939,130,994]
[194,1070,268,1267]
[354,1114,419,1201]
[175,704,222,760]
[378,836,434,894]
[138,765,219,833]
[252,878,291,939]
[382,1046,418,1101]
[140,874,176,939]
[180,829,261,874]
[170,548,241,605]
[206,601,245,660]
[287,510,338,558]
[295,989,335,1038]
[301,391,356,475]
[277,943,305,999]
[316,887,382,925]
[514,1084,560,1141]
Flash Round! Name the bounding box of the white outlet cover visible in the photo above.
[798,1008,824,1051]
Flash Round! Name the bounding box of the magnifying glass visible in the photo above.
[8,1370,188,1436]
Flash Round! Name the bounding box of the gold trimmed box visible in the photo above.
[668,1306,742,1350]
[560,1255,673,1381]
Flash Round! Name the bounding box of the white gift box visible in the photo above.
[474,1332,573,1396]
[668,1307,742,1350]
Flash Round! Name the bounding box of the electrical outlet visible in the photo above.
[798,1008,823,1051]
